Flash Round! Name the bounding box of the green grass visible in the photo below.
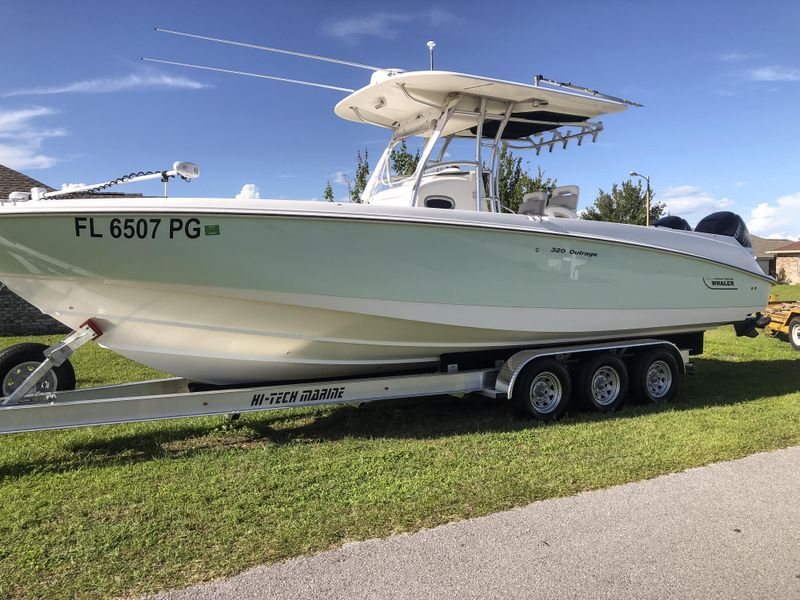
[771,283,799,302]
[1,289,799,599]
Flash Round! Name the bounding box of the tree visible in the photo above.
[496,144,556,213]
[581,179,665,225]
[390,140,420,177]
[323,181,334,202]
[350,149,370,203]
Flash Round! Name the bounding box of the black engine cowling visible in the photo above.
[694,211,752,248]
[653,215,692,231]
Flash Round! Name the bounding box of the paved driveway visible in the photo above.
[151,447,800,599]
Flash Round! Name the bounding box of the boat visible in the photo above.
[0,52,773,385]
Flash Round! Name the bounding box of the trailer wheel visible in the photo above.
[789,317,800,351]
[632,349,681,403]
[0,343,76,398]
[578,354,628,412]
[510,358,571,421]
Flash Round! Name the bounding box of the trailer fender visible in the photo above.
[496,339,686,399]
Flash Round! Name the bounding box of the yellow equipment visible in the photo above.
[762,295,800,351]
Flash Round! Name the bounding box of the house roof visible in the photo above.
[0,163,143,200]
[0,163,54,199]
[751,235,793,258]
[766,240,800,255]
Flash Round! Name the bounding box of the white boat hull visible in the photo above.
[0,199,772,384]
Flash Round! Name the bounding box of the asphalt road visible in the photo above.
[151,447,800,600]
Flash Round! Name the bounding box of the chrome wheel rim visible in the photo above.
[2,361,57,397]
[529,372,562,414]
[646,360,672,399]
[591,366,621,406]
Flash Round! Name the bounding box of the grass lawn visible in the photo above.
[0,287,799,599]
[771,284,799,302]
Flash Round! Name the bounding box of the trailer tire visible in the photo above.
[0,343,76,398]
[789,317,800,351]
[510,358,571,421]
[632,348,681,403]
[578,354,628,412]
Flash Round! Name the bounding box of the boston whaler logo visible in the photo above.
[703,277,737,290]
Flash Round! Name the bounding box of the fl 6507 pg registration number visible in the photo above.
[73,217,220,240]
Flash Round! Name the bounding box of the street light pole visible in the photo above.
[629,171,651,226]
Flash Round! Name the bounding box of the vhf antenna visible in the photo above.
[427,41,436,70]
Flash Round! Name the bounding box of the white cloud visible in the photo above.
[719,52,760,62]
[0,106,64,169]
[745,65,800,82]
[777,191,800,208]
[734,180,747,187]
[323,8,463,41]
[235,184,261,200]
[661,184,702,196]
[0,107,56,131]
[332,170,350,186]
[748,202,779,234]
[658,185,734,222]
[1,72,210,97]
[747,192,800,240]
[60,182,87,191]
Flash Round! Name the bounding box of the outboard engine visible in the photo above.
[694,211,752,249]
[653,215,692,231]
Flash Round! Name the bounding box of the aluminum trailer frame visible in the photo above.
[0,325,690,435]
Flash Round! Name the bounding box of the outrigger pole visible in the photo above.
[141,58,355,92]
[155,28,385,71]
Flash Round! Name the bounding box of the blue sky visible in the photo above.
[2,0,799,238]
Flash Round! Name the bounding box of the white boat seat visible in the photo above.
[549,185,579,211]
[518,191,547,215]
[543,205,579,218]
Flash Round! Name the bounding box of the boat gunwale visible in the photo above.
[0,203,774,284]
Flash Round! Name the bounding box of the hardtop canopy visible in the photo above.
[334,70,629,140]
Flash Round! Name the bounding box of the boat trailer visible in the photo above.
[0,323,692,435]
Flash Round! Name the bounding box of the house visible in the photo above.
[751,235,793,277]
[767,241,800,284]
[0,163,142,335]
[0,164,69,335]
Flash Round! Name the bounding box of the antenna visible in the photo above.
[427,41,436,70]
[155,28,384,71]
[142,58,355,92]
[27,161,200,201]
